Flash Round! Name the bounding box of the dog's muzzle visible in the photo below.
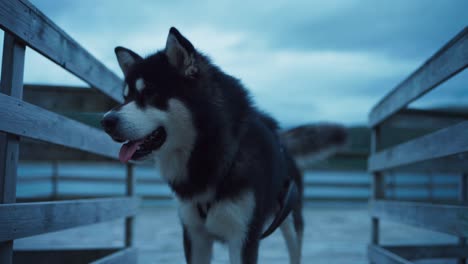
[101,112,126,142]
[101,112,167,163]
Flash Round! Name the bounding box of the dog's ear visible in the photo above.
[165,27,198,77]
[115,47,142,76]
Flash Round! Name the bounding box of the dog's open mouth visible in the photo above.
[118,127,166,163]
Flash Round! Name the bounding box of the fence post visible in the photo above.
[51,161,59,200]
[388,172,395,200]
[458,173,467,264]
[370,126,384,263]
[0,33,26,264]
[125,164,136,247]
[428,173,434,202]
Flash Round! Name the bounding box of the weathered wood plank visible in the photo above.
[0,93,120,159]
[22,194,173,201]
[0,197,139,241]
[0,33,25,264]
[385,182,457,190]
[20,140,115,162]
[368,121,468,172]
[23,84,117,113]
[16,176,51,183]
[305,182,370,188]
[31,176,121,184]
[385,108,468,130]
[370,200,468,237]
[35,176,163,185]
[384,244,468,260]
[461,173,468,202]
[0,34,25,201]
[368,245,414,264]
[13,249,118,264]
[0,0,123,102]
[387,153,468,173]
[0,35,25,200]
[458,173,468,264]
[51,162,58,199]
[369,27,468,127]
[310,182,457,190]
[370,127,384,246]
[90,248,137,264]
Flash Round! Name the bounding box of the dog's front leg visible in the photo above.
[228,237,260,264]
[180,203,213,264]
[183,225,213,264]
[228,229,260,264]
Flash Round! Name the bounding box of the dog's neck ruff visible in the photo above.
[168,118,246,200]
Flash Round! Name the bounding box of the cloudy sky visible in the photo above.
[3,0,467,127]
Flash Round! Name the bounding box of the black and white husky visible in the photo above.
[101,27,346,264]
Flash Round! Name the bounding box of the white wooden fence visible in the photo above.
[0,0,138,263]
[368,27,468,263]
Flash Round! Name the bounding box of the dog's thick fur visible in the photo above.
[101,27,347,264]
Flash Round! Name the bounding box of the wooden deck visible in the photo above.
[13,203,457,264]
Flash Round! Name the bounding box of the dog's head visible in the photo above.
[101,27,199,163]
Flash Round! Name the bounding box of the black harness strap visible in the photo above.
[260,180,299,239]
[197,177,299,239]
[195,181,298,239]
[197,202,211,219]
[194,142,296,239]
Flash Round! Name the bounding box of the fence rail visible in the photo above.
[0,197,138,241]
[369,120,468,171]
[0,93,120,159]
[367,26,468,264]
[0,0,123,102]
[14,163,462,203]
[369,27,468,127]
[0,0,137,263]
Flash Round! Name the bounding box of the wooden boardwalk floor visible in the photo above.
[14,203,457,264]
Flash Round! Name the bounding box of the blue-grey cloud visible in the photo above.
[255,1,468,58]
[5,0,466,127]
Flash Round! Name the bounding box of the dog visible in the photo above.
[101,27,347,264]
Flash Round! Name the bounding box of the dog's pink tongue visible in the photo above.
[119,140,143,163]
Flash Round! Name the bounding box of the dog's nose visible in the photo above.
[101,113,119,133]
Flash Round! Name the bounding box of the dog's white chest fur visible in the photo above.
[178,191,255,241]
